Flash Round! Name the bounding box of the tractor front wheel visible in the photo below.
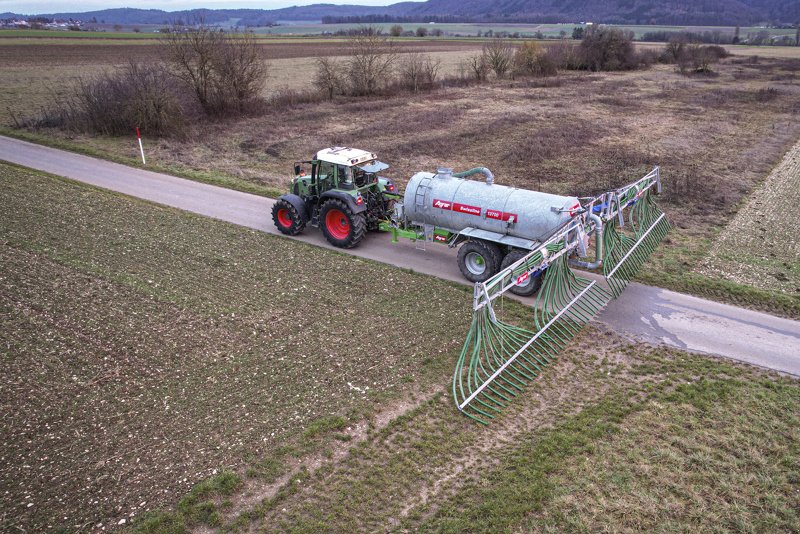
[457,240,502,283]
[319,199,366,249]
[501,249,544,297]
[272,199,306,236]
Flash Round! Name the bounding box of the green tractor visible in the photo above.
[272,147,400,248]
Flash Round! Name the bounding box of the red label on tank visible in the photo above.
[486,209,518,222]
[433,234,447,242]
[516,272,530,285]
[453,203,482,216]
[432,199,452,210]
[485,209,503,220]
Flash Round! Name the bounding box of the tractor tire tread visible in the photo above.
[457,239,503,283]
[272,199,306,236]
[320,199,366,249]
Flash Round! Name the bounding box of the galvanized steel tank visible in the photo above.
[403,168,580,243]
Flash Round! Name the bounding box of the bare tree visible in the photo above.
[315,56,343,100]
[462,54,490,81]
[399,52,441,93]
[345,32,397,96]
[482,38,514,79]
[215,31,268,113]
[162,23,268,115]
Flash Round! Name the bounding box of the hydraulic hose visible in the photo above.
[453,167,495,185]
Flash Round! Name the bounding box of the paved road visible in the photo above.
[2,135,799,376]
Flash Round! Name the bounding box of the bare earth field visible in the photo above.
[698,138,800,294]
[2,164,797,533]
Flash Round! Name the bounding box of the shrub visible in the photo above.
[345,32,397,96]
[513,41,557,77]
[461,54,490,81]
[398,52,441,93]
[482,38,515,78]
[579,26,638,71]
[314,56,344,100]
[544,41,584,70]
[31,62,188,136]
[674,43,727,75]
[389,24,403,37]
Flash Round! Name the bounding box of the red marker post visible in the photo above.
[136,127,146,165]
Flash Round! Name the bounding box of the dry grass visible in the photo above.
[3,41,800,313]
[5,47,800,313]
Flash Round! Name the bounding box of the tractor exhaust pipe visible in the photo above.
[569,213,603,270]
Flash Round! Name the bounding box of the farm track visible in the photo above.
[1,134,798,377]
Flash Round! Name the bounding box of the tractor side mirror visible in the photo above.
[294,164,301,176]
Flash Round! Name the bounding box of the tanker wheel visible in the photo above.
[502,249,544,297]
[272,199,306,236]
[457,240,502,283]
[319,199,366,249]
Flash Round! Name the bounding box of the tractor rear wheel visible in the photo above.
[320,199,366,249]
[272,199,306,236]
[501,249,544,296]
[457,240,502,283]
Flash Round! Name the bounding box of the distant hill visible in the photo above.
[401,0,800,26]
[4,0,799,27]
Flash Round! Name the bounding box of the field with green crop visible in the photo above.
[2,163,797,533]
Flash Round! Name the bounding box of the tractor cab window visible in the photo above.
[317,161,334,188]
[337,165,354,189]
[354,168,371,187]
[294,161,311,178]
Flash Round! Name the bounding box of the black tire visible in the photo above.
[319,199,367,249]
[457,240,503,283]
[272,199,306,236]
[501,249,544,296]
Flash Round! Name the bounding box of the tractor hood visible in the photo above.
[358,161,389,174]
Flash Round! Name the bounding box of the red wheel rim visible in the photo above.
[325,209,351,240]
[276,208,292,228]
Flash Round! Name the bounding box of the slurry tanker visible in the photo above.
[272,147,670,423]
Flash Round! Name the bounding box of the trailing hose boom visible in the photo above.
[454,167,670,423]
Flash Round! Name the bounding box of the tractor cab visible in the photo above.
[292,147,393,197]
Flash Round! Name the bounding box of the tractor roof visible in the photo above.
[315,147,377,167]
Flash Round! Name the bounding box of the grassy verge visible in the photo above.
[638,228,800,318]
[0,126,283,198]
[422,358,799,532]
